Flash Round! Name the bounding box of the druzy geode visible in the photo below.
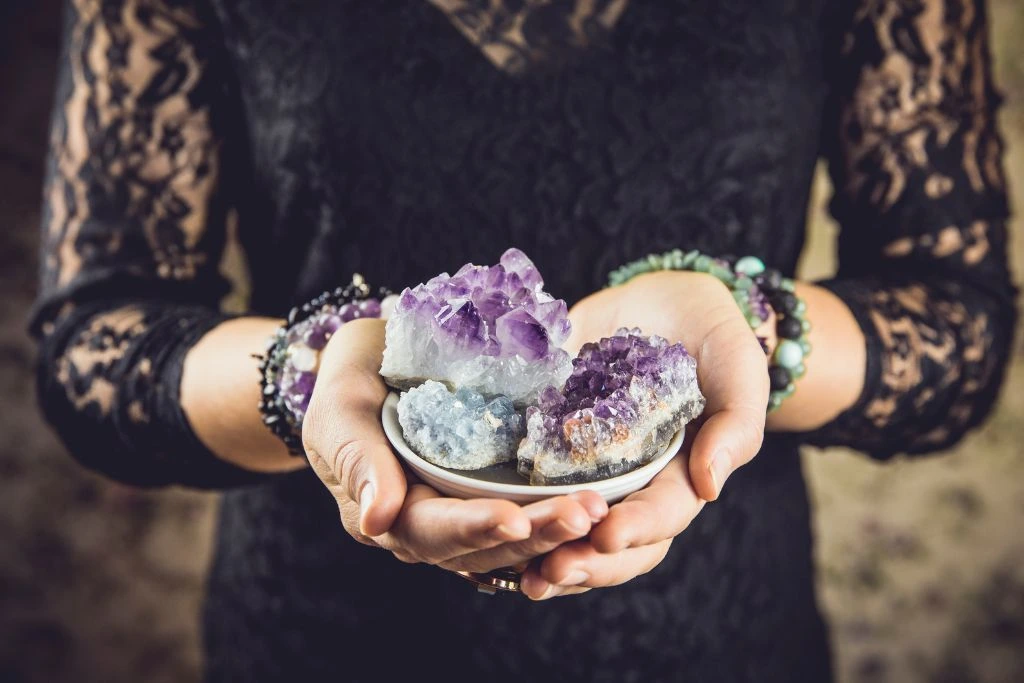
[397,381,524,470]
[380,248,573,405]
[517,329,705,485]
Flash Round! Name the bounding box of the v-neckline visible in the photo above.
[424,0,630,74]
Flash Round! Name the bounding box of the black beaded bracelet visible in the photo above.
[256,275,392,455]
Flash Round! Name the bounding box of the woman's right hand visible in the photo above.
[302,318,609,573]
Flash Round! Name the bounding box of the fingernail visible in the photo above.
[570,492,608,523]
[491,522,530,542]
[358,482,375,535]
[522,574,550,600]
[708,452,731,498]
[541,518,588,542]
[535,584,560,601]
[559,569,589,586]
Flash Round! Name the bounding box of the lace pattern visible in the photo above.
[33,0,249,486]
[427,0,629,73]
[814,0,1015,455]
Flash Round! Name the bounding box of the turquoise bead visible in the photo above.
[773,339,804,369]
[734,256,765,276]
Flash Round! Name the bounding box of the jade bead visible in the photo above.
[734,256,765,276]
[773,339,804,368]
[768,395,783,412]
[693,255,713,272]
[793,363,806,378]
[801,319,812,333]
[793,299,807,315]
[780,279,796,292]
[800,339,812,355]
[733,274,754,290]
[708,262,734,281]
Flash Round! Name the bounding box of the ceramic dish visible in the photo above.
[381,392,684,504]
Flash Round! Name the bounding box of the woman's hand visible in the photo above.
[302,318,609,573]
[521,271,769,599]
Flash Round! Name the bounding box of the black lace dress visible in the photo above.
[31,1,1015,681]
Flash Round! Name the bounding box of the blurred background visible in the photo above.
[0,1,1021,682]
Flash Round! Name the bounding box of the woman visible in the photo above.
[32,0,1014,681]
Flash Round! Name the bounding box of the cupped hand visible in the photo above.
[522,271,769,599]
[301,318,609,573]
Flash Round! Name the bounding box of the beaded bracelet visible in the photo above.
[607,249,811,412]
[257,275,392,455]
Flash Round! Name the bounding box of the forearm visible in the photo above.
[765,282,865,432]
[181,316,305,474]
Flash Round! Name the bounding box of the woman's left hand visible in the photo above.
[521,270,770,599]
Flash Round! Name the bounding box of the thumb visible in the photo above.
[688,405,765,502]
[333,434,408,537]
[304,320,407,537]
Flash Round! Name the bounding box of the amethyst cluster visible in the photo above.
[518,329,705,485]
[381,248,572,405]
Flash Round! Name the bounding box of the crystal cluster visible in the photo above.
[397,381,525,470]
[518,329,705,485]
[380,248,572,405]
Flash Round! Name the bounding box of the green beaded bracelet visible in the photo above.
[607,249,812,413]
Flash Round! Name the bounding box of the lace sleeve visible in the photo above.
[30,0,263,488]
[808,0,1017,456]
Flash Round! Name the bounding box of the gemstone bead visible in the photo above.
[773,339,804,369]
[771,291,798,315]
[776,316,803,339]
[734,256,766,276]
[288,344,318,372]
[768,365,792,391]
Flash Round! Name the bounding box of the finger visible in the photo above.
[520,572,592,600]
[384,485,531,565]
[690,315,768,501]
[303,319,408,536]
[688,403,765,501]
[588,456,703,553]
[441,492,604,573]
[524,539,672,599]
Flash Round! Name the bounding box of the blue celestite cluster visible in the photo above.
[396,380,524,470]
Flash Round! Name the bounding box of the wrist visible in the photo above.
[607,249,809,412]
[257,277,394,455]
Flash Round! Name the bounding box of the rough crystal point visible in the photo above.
[380,249,572,405]
[517,328,706,485]
[397,381,524,470]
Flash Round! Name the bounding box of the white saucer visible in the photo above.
[381,393,683,504]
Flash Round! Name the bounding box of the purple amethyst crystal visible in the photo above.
[380,249,573,405]
[517,328,705,485]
